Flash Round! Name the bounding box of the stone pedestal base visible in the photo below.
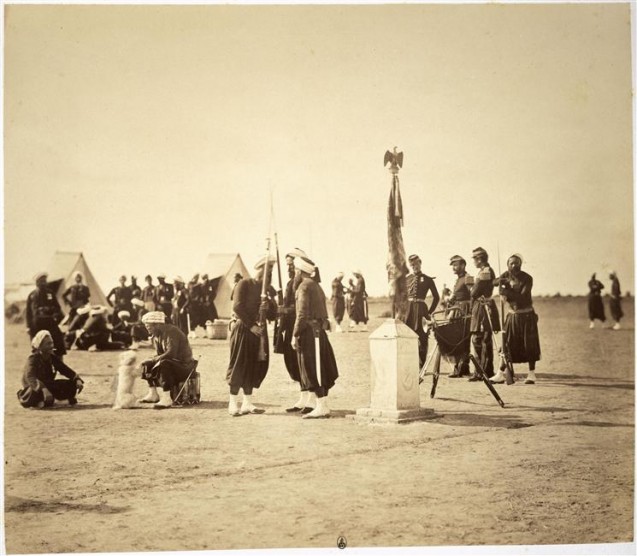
[353,406,435,424]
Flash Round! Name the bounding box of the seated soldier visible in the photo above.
[111,310,133,347]
[138,311,197,409]
[75,306,126,351]
[18,330,84,408]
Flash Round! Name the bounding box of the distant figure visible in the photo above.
[26,272,66,358]
[588,273,606,329]
[348,270,368,331]
[18,330,84,408]
[155,274,174,320]
[130,276,142,300]
[609,272,623,330]
[331,272,346,333]
[187,274,204,329]
[492,254,540,385]
[107,275,132,325]
[405,254,439,369]
[142,275,156,312]
[230,272,243,301]
[62,271,91,321]
[171,276,191,335]
[74,306,126,351]
[200,274,219,322]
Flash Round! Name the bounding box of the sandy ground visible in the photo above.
[3,297,634,553]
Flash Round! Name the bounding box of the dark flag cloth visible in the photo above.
[387,172,409,320]
[297,326,339,392]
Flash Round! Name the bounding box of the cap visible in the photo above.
[142,311,166,324]
[157,273,166,279]
[408,254,421,262]
[34,272,48,282]
[449,255,466,265]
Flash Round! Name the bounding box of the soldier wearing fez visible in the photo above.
[292,256,339,419]
[468,246,500,381]
[405,254,440,369]
[107,275,133,324]
[226,256,277,416]
[447,255,473,378]
[155,274,174,320]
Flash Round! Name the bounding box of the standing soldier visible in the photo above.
[331,272,346,333]
[609,271,623,330]
[171,276,191,335]
[129,276,142,300]
[142,275,156,312]
[155,274,174,321]
[26,272,67,358]
[62,271,91,321]
[187,274,204,331]
[107,275,133,324]
[447,255,473,378]
[277,248,309,413]
[349,270,369,331]
[292,257,339,419]
[492,253,541,384]
[200,274,219,323]
[226,257,277,416]
[468,247,500,381]
[405,254,440,369]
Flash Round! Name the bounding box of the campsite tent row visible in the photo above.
[4,251,250,322]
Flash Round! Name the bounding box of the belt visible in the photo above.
[408,297,427,303]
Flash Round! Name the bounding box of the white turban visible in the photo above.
[286,247,308,259]
[173,276,184,284]
[508,253,524,264]
[254,255,276,270]
[294,257,315,275]
[31,330,52,350]
[131,298,144,308]
[118,310,131,320]
[142,311,166,324]
[90,306,108,317]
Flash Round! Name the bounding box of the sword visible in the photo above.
[314,325,322,387]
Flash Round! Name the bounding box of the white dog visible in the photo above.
[113,351,141,409]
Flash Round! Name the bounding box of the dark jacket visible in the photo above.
[150,323,194,367]
[294,277,329,338]
[22,351,77,390]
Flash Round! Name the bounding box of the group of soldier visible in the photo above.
[20,243,541,412]
[106,273,220,334]
[404,247,541,385]
[587,271,624,330]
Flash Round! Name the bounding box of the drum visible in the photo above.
[432,315,471,357]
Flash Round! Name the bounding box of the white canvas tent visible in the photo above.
[5,251,109,320]
[202,253,250,319]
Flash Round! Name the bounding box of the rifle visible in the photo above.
[257,237,272,362]
[272,231,286,354]
[496,245,514,385]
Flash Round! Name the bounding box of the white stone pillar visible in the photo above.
[355,318,434,424]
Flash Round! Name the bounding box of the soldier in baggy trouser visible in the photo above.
[292,257,339,419]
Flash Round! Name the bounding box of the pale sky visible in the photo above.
[4,2,634,297]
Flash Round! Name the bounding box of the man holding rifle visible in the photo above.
[225,256,277,416]
[292,257,339,419]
